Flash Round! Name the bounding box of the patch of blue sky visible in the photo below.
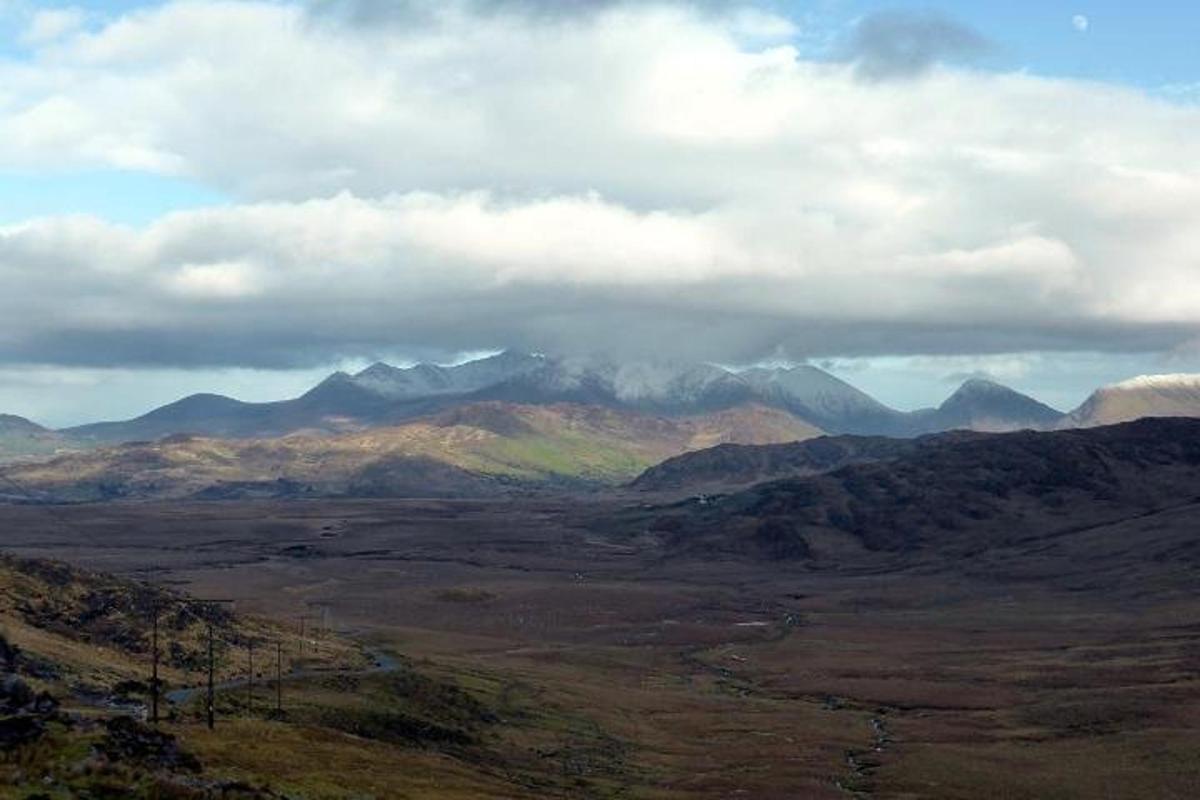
[785,0,1199,90]
[6,2,1197,92]
[0,169,229,227]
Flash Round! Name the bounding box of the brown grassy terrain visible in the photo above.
[0,402,820,502]
[0,476,1197,798]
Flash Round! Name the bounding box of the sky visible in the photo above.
[0,0,1198,425]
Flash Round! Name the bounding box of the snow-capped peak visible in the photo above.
[1109,374,1200,391]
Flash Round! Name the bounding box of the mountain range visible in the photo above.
[4,351,1200,473]
[49,352,1075,445]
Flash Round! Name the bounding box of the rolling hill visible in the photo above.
[3,402,822,502]
[0,414,80,463]
[640,417,1200,564]
[630,434,932,493]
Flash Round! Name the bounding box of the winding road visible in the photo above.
[165,648,400,706]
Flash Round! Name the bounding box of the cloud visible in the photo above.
[1159,82,1200,103]
[309,0,751,27]
[847,10,991,81]
[1072,14,1089,33]
[0,0,1197,371]
[20,7,85,46]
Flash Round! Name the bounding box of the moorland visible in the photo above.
[1,417,1199,798]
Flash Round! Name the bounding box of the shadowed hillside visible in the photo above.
[641,418,1200,568]
[631,434,939,493]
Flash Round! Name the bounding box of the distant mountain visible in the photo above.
[65,352,545,443]
[1068,374,1200,428]
[470,356,761,415]
[66,394,271,443]
[57,350,1091,446]
[639,417,1200,562]
[5,402,821,502]
[0,414,45,436]
[351,350,547,400]
[910,378,1064,433]
[0,414,79,464]
[738,365,908,434]
[61,353,848,444]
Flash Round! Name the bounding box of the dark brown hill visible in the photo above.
[630,433,953,493]
[646,418,1200,566]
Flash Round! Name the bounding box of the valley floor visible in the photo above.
[1,497,1199,798]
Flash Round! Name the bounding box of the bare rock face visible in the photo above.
[0,667,60,752]
[98,716,202,773]
[0,715,45,750]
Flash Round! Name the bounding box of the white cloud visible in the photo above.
[0,0,1196,369]
[163,261,264,299]
[1072,14,1089,33]
[1159,82,1200,103]
[20,7,85,45]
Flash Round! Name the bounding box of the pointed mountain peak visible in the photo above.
[945,377,1013,400]
[933,377,1062,430]
[355,361,401,379]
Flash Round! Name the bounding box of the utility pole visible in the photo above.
[150,605,160,726]
[181,598,234,731]
[145,596,233,729]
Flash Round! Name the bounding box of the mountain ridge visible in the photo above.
[59,352,1077,445]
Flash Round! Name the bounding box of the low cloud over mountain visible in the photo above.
[0,1,1198,375]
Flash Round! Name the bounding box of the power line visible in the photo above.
[0,470,318,728]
